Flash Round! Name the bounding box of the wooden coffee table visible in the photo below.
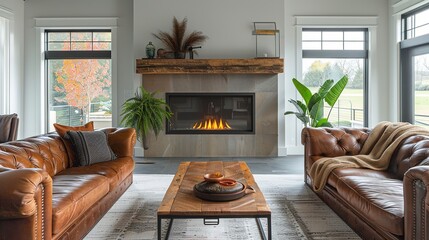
[157,161,272,240]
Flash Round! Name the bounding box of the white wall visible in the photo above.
[388,0,429,122]
[283,0,390,154]
[133,0,285,156]
[23,0,134,137]
[0,0,24,138]
[12,0,397,156]
[134,0,284,59]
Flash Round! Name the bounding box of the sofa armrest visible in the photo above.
[301,127,370,183]
[103,128,136,158]
[404,165,429,240]
[0,167,52,240]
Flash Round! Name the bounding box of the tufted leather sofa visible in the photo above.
[0,127,136,240]
[302,126,429,240]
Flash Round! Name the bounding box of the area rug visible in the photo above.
[85,174,360,240]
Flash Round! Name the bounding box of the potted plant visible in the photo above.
[285,75,348,127]
[153,17,208,59]
[120,86,173,149]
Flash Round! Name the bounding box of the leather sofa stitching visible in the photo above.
[420,167,429,239]
[412,179,417,239]
[34,189,38,240]
[41,184,45,240]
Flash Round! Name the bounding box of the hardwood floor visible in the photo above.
[133,156,304,175]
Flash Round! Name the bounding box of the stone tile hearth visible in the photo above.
[142,74,278,157]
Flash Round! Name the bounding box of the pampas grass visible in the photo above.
[153,17,208,54]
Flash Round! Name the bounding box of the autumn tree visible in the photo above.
[54,59,111,123]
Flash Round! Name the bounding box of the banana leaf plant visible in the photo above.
[285,76,348,127]
[120,86,173,149]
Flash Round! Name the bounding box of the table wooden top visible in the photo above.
[157,161,271,217]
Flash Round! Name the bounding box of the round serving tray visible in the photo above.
[193,181,254,202]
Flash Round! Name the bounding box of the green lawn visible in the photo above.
[303,88,429,126]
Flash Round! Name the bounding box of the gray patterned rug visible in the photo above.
[86,174,360,240]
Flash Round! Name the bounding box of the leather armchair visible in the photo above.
[0,113,19,143]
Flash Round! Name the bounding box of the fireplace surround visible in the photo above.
[166,93,255,134]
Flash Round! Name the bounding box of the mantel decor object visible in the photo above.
[253,22,280,58]
[153,17,208,59]
[145,42,156,59]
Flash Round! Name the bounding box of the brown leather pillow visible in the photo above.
[53,122,94,167]
[53,122,94,138]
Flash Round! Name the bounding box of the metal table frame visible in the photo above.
[157,214,272,240]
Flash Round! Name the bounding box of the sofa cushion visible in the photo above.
[336,175,404,236]
[57,157,134,189]
[53,122,94,139]
[53,122,94,167]
[66,130,116,166]
[52,174,109,235]
[327,168,395,189]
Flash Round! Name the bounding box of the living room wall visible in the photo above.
[23,0,135,137]
[283,0,390,154]
[134,0,285,156]
[0,0,24,138]
[3,0,399,156]
[20,0,390,156]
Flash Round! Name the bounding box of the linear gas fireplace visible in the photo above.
[166,93,255,134]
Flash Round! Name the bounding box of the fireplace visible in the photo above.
[166,93,255,134]
[141,74,277,157]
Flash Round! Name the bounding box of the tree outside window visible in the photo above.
[45,30,112,130]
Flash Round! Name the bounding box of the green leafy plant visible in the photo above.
[120,86,173,149]
[285,76,348,127]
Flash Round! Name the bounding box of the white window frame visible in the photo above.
[287,16,378,154]
[34,18,118,133]
[0,6,13,114]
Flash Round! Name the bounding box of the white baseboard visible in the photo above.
[134,146,304,157]
[278,147,288,156]
[284,146,304,155]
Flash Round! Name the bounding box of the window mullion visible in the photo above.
[45,51,111,60]
[303,50,367,58]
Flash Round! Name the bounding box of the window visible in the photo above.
[0,16,10,114]
[45,30,112,129]
[400,4,429,128]
[402,5,429,40]
[302,28,368,127]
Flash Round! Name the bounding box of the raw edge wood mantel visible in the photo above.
[136,58,284,75]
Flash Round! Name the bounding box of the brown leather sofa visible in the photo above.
[0,127,136,240]
[302,126,429,240]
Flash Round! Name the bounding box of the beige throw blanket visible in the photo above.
[309,121,429,192]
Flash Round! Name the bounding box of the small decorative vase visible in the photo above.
[145,42,156,59]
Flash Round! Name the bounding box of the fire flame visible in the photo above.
[192,118,232,130]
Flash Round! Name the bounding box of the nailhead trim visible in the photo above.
[412,179,417,239]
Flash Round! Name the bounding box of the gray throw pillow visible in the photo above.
[66,130,116,166]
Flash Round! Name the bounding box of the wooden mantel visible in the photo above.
[136,58,284,75]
